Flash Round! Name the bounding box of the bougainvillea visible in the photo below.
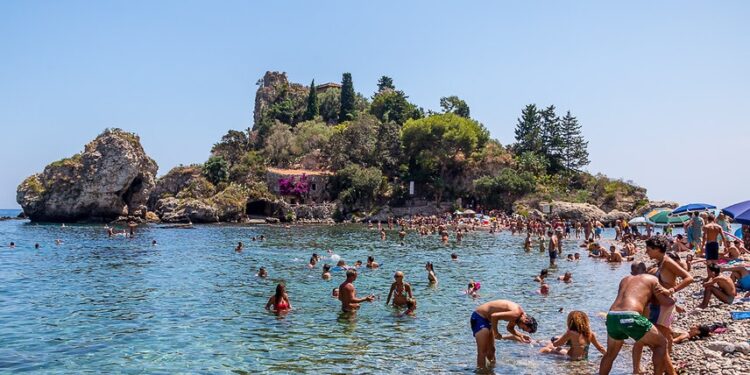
[278,174,310,197]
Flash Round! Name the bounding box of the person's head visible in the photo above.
[394,271,404,281]
[355,260,363,267]
[567,254,574,261]
[645,236,669,255]
[274,283,285,299]
[34,243,40,249]
[564,271,572,279]
[517,314,538,333]
[707,214,715,222]
[676,233,684,240]
[346,268,358,281]
[332,288,339,297]
[540,268,548,278]
[547,230,553,236]
[259,267,267,276]
[425,262,434,271]
[566,310,591,338]
[336,259,346,267]
[688,324,711,339]
[609,245,616,252]
[451,253,458,260]
[10,242,15,247]
[367,256,374,263]
[631,262,647,275]
[237,241,243,247]
[322,264,331,272]
[540,283,549,294]
[707,263,721,277]
[574,253,580,259]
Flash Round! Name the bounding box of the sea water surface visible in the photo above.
[1,214,643,374]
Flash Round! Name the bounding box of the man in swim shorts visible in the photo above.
[599,274,673,375]
[548,230,558,267]
[338,269,375,312]
[470,299,537,370]
[703,215,723,274]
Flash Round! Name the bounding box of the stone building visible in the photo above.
[265,167,332,203]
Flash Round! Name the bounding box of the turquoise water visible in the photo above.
[0,218,641,374]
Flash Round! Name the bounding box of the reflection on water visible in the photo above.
[0,220,640,374]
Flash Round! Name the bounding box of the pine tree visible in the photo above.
[540,105,564,173]
[305,79,319,120]
[377,76,395,92]
[560,111,589,171]
[339,73,356,122]
[513,104,543,155]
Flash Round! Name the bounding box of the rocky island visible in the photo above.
[17,71,655,223]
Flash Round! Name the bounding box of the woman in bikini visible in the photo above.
[425,262,438,285]
[265,283,291,312]
[540,310,606,360]
[386,271,413,307]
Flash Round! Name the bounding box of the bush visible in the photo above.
[202,156,229,185]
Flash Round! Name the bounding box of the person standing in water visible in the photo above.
[548,230,559,267]
[265,283,291,312]
[338,269,375,313]
[386,271,413,307]
[425,262,437,285]
[470,299,538,370]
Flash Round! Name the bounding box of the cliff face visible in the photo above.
[16,129,158,222]
[252,71,308,130]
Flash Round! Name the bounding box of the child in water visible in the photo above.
[540,310,606,360]
[466,281,481,297]
[401,298,417,317]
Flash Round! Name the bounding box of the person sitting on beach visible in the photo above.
[725,264,750,291]
[322,264,332,280]
[235,242,243,252]
[671,234,691,252]
[265,284,291,312]
[540,310,606,361]
[257,267,268,278]
[598,273,672,375]
[558,272,573,283]
[338,268,375,313]
[467,280,481,298]
[470,299,538,370]
[366,256,379,269]
[425,262,438,284]
[534,269,548,282]
[386,271,413,307]
[607,246,623,263]
[721,242,741,262]
[699,263,737,308]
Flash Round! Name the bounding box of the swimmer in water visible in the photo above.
[380,229,386,241]
[235,242,244,252]
[332,288,339,298]
[257,267,268,278]
[574,253,581,261]
[265,283,291,312]
[366,256,379,269]
[558,272,573,283]
[534,269,549,282]
[8,242,15,248]
[425,262,438,284]
[151,240,157,246]
[467,280,481,298]
[322,264,332,280]
[35,243,41,249]
[55,239,62,245]
[540,282,550,295]
[451,253,458,261]
[309,253,319,268]
[386,271,413,307]
[524,233,532,251]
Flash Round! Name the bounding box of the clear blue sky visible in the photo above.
[1,1,748,209]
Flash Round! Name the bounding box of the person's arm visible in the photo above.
[386,284,394,305]
[590,333,607,355]
[672,331,690,344]
[489,311,518,339]
[265,296,274,310]
[504,319,530,343]
[406,283,413,299]
[668,261,694,294]
[702,277,717,288]
[551,331,571,348]
[285,294,292,309]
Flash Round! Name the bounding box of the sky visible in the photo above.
[1,1,748,209]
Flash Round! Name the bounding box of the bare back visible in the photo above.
[609,274,669,312]
[704,223,723,242]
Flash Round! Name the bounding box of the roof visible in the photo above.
[315,82,341,90]
[267,167,332,176]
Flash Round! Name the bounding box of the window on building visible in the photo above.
[311,183,317,191]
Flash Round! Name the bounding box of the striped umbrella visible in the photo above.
[646,209,689,225]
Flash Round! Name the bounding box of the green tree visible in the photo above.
[229,151,267,184]
[515,151,549,177]
[560,111,590,171]
[318,88,341,124]
[202,156,229,185]
[474,168,536,210]
[263,122,299,167]
[339,73,356,122]
[513,104,543,155]
[326,114,378,170]
[294,120,333,154]
[331,164,383,211]
[377,75,395,92]
[305,79,319,120]
[370,90,422,125]
[375,121,403,175]
[401,113,489,201]
[210,129,252,169]
[439,96,470,118]
[539,105,564,173]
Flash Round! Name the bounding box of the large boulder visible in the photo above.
[16,129,158,222]
[147,165,208,208]
[635,200,680,216]
[548,201,606,221]
[602,210,631,224]
[155,197,219,223]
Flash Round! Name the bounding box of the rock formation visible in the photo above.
[548,201,607,221]
[253,71,309,130]
[16,129,158,222]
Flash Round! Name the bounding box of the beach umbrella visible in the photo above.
[463,209,477,215]
[645,209,689,225]
[736,228,743,239]
[628,217,648,226]
[670,203,716,216]
[722,200,750,225]
[453,210,463,215]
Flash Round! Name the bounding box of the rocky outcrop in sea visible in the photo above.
[16,129,158,222]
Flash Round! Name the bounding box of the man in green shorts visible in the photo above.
[599,274,674,375]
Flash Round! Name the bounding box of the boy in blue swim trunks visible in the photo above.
[470,299,537,370]
[599,274,673,375]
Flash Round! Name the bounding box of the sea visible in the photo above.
[0,212,685,374]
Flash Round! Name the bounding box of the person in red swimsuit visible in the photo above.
[266,283,291,312]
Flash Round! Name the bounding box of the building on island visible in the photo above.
[265,167,332,204]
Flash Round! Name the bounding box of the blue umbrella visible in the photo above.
[736,228,743,239]
[670,203,717,216]
[722,200,750,225]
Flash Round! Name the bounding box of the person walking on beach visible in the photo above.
[599,273,673,375]
[690,212,705,251]
[470,299,538,369]
[338,268,375,313]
